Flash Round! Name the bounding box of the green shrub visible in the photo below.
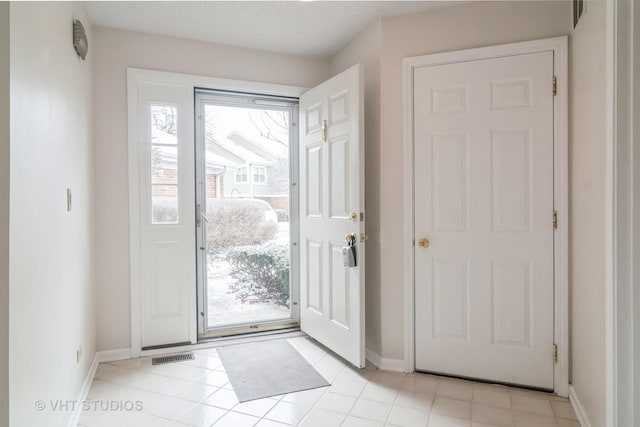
[206,198,278,252]
[226,243,290,306]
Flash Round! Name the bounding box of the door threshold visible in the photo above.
[415,370,554,394]
[198,326,301,343]
[141,341,191,351]
[199,320,299,340]
[139,329,304,358]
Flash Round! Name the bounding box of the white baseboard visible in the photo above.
[96,348,132,363]
[569,385,592,427]
[365,347,406,372]
[67,352,100,427]
[67,348,132,427]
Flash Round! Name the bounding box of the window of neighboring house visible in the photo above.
[253,166,267,184]
[235,166,248,183]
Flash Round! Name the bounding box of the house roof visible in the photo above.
[227,131,289,161]
[207,133,277,168]
[151,126,177,145]
[153,124,287,172]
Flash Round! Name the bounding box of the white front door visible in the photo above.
[299,64,365,368]
[413,52,555,388]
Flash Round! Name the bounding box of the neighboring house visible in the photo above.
[207,131,290,210]
[151,127,289,205]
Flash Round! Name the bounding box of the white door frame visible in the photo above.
[605,0,638,424]
[127,68,304,357]
[402,36,569,396]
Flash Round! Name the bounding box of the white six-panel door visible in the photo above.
[413,52,555,388]
[299,64,365,368]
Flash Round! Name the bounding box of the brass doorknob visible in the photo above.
[418,238,430,249]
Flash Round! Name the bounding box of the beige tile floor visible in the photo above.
[79,337,579,427]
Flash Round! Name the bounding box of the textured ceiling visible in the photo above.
[85,1,459,57]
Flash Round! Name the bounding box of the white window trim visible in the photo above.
[252,165,267,185]
[402,36,569,396]
[234,166,248,184]
[128,68,304,357]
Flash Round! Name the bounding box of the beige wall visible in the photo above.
[9,2,96,426]
[331,19,383,355]
[570,1,607,425]
[93,27,331,351]
[377,1,571,360]
[0,3,9,426]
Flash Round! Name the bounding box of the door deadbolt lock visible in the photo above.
[418,238,430,249]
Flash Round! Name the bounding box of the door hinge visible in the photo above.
[553,210,558,229]
[552,76,557,96]
[553,344,558,363]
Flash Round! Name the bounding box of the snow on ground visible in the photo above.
[206,222,291,327]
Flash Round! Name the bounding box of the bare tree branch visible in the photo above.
[247,110,289,148]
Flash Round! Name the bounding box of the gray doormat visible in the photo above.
[217,339,330,402]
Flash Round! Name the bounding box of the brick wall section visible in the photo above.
[152,186,177,197]
[206,174,218,198]
[151,168,177,196]
[151,172,226,198]
[152,168,176,183]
